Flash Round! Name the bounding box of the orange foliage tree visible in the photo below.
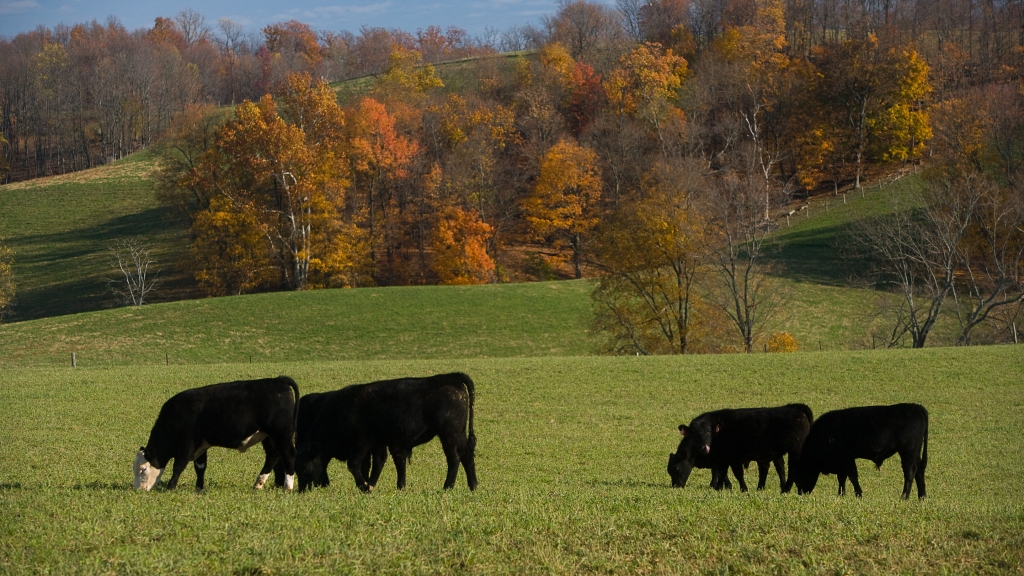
[188,74,363,293]
[347,96,420,284]
[429,206,496,285]
[523,139,602,278]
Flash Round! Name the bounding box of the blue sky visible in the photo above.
[0,0,565,40]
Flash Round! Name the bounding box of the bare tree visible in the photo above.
[175,9,211,46]
[950,178,1024,344]
[857,177,979,347]
[700,172,784,352]
[617,0,645,42]
[108,238,160,306]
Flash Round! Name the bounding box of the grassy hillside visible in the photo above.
[0,150,193,322]
[1,347,1021,573]
[0,277,900,367]
[0,281,600,367]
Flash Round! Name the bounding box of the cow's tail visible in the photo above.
[456,372,476,452]
[789,403,814,423]
[279,375,301,432]
[920,408,928,472]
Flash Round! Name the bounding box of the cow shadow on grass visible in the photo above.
[587,479,668,489]
[0,482,24,490]
[71,481,134,492]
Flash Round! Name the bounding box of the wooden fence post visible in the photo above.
[71,352,76,368]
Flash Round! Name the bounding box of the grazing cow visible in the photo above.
[793,403,928,499]
[295,372,477,492]
[667,404,813,493]
[273,391,390,489]
[133,376,300,492]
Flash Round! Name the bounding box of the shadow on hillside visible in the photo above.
[8,207,194,322]
[770,221,861,286]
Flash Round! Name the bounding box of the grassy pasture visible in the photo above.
[1,346,1021,573]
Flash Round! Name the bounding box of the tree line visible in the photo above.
[0,11,492,182]
[4,0,1023,349]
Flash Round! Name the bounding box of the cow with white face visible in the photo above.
[133,376,300,492]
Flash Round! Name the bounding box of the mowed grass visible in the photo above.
[0,150,192,322]
[1,347,1021,573]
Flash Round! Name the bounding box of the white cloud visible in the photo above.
[0,0,40,15]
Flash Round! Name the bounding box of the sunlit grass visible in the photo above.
[0,347,1021,573]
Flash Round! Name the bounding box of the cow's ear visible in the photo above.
[714,424,721,433]
[679,425,689,437]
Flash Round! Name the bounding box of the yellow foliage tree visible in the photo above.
[523,140,602,279]
[604,42,687,155]
[592,165,713,354]
[766,332,798,352]
[189,74,362,293]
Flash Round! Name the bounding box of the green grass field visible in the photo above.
[1,347,1021,573]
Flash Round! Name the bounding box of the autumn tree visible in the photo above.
[523,140,603,278]
[429,205,496,284]
[185,74,363,293]
[813,35,932,189]
[190,197,274,295]
[591,161,711,354]
[347,96,420,284]
[855,175,978,348]
[949,177,1024,344]
[603,42,687,157]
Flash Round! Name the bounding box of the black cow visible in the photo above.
[273,391,390,489]
[295,372,477,492]
[793,403,928,500]
[668,404,813,493]
[133,376,300,492]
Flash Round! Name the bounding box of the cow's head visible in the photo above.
[681,419,719,457]
[792,457,819,495]
[295,446,323,492]
[667,425,698,487]
[133,447,164,491]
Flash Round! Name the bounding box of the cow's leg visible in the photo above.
[346,448,372,492]
[272,459,286,488]
[899,453,918,500]
[710,466,732,490]
[772,457,787,492]
[166,457,189,490]
[730,463,749,492]
[390,448,408,490]
[319,457,332,488]
[847,461,863,497]
[439,435,462,490]
[254,438,279,490]
[756,460,770,491]
[193,451,208,492]
[272,431,297,491]
[459,439,478,491]
[837,473,847,496]
[367,446,388,489]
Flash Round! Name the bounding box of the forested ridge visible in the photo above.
[1,0,1022,352]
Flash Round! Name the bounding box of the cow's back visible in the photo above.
[805,404,927,466]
